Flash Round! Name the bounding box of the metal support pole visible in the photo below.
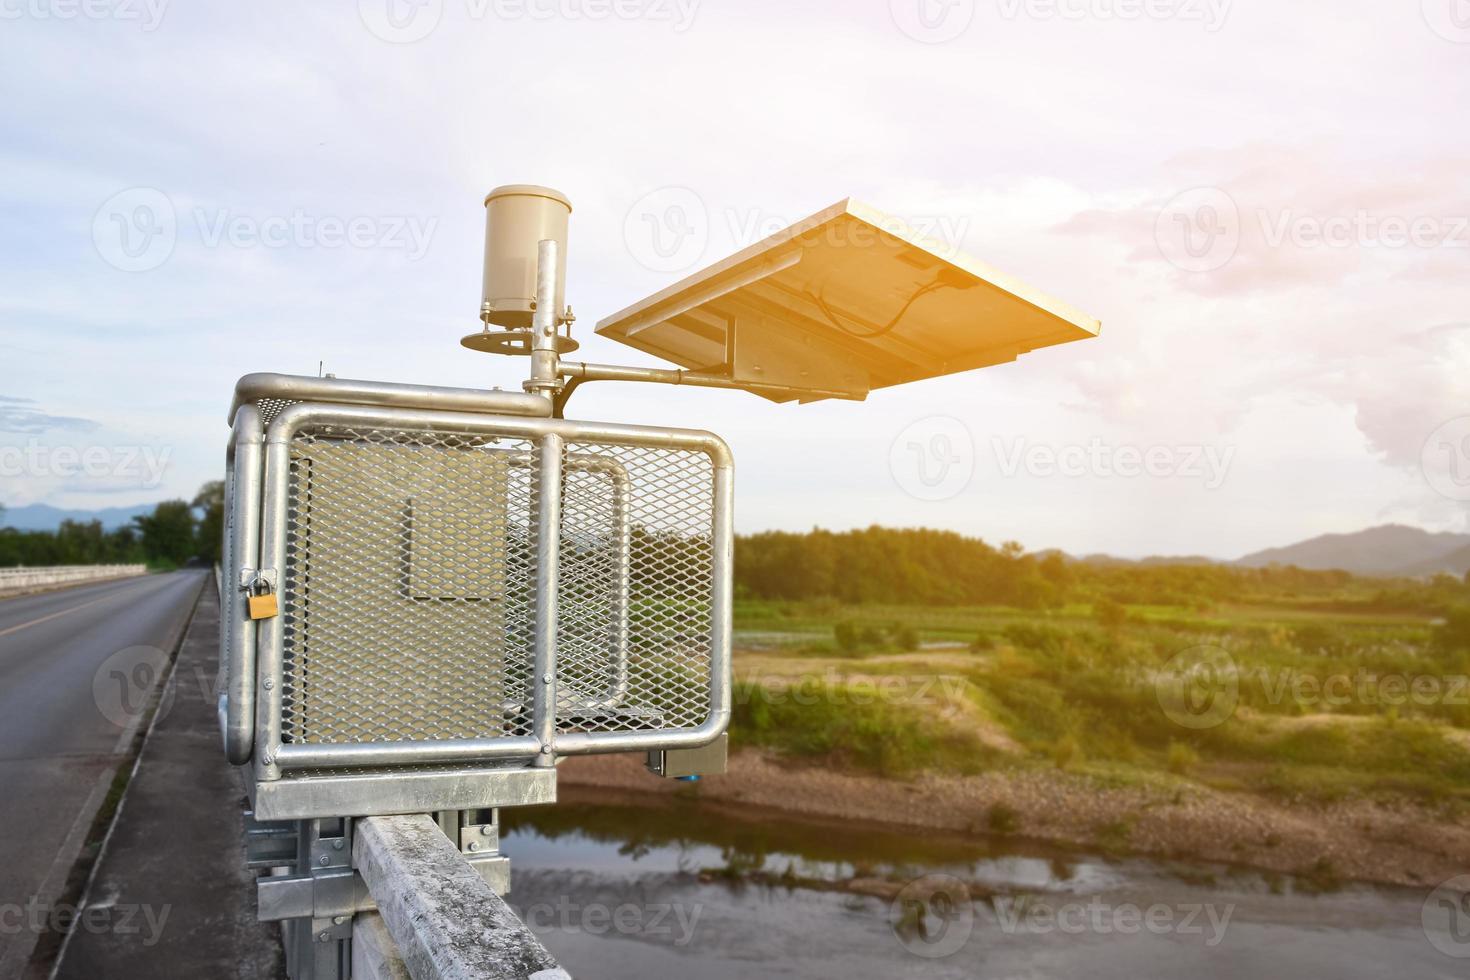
[525,239,563,401]
[531,430,563,767]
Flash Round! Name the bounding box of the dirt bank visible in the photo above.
[558,750,1470,890]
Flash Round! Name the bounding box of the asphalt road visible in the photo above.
[0,571,206,975]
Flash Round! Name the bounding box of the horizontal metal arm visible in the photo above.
[558,361,866,402]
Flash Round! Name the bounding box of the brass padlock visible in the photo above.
[246,576,279,621]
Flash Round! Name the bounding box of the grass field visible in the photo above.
[728,594,1470,806]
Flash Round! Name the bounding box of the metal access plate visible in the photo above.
[596,199,1100,402]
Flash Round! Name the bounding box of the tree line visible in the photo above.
[0,482,223,569]
[734,525,1470,611]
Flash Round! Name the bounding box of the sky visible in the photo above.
[0,0,1466,558]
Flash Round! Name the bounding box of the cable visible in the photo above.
[806,270,965,340]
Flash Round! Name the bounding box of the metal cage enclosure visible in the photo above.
[219,375,733,817]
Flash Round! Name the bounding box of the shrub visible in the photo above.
[1094,598,1129,631]
[1050,733,1081,770]
[1166,740,1200,775]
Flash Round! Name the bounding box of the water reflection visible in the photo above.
[500,788,1462,980]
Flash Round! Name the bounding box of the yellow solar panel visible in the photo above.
[596,199,1100,402]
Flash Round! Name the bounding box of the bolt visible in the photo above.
[333,840,344,851]
[318,932,330,943]
[541,673,552,684]
[334,916,347,926]
[263,679,274,690]
[468,842,480,852]
[480,825,493,836]
[319,855,329,866]
[262,754,273,766]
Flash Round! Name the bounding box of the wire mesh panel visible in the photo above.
[555,443,716,737]
[281,426,538,745]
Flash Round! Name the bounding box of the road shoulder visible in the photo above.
[52,582,285,979]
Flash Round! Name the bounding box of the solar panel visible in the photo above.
[596,199,1100,402]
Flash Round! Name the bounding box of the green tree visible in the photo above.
[193,480,225,565]
[134,500,197,567]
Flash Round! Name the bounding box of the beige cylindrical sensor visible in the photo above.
[480,184,570,328]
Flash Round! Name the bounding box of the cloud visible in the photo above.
[0,397,98,435]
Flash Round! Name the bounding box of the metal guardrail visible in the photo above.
[0,564,146,592]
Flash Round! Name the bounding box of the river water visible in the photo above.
[500,789,1465,979]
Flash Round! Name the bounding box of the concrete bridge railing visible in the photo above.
[0,564,148,593]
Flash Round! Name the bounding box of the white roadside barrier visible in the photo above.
[0,564,148,594]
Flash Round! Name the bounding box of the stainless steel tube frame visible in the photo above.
[221,404,264,765]
[253,401,733,776]
[229,372,553,423]
[559,361,865,402]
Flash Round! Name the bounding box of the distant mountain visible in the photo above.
[1235,524,1470,577]
[1393,541,1470,578]
[0,502,157,532]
